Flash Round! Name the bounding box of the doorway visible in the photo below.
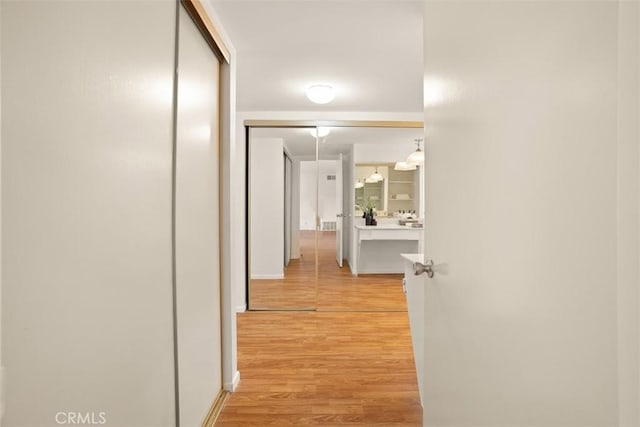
[245,121,424,312]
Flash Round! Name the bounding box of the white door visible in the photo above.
[335,154,344,267]
[422,2,637,426]
[175,4,222,425]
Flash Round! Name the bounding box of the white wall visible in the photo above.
[299,160,337,230]
[319,161,338,228]
[299,161,315,231]
[353,141,417,164]
[2,2,176,425]
[291,159,301,259]
[617,1,640,425]
[249,138,284,279]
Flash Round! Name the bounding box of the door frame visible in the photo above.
[177,1,233,425]
[243,120,424,310]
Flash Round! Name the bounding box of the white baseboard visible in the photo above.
[250,273,284,280]
[235,304,247,313]
[224,371,240,392]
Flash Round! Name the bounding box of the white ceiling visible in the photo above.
[209,0,424,113]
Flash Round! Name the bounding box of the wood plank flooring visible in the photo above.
[250,231,408,311]
[216,312,422,426]
[219,230,421,425]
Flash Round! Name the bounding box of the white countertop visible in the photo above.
[401,253,424,263]
[354,224,423,230]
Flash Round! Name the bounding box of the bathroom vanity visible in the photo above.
[351,222,423,275]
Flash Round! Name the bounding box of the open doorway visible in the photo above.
[246,122,424,312]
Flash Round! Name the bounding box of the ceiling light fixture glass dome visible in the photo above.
[309,127,331,138]
[369,167,384,182]
[355,179,364,189]
[407,138,425,165]
[306,84,335,104]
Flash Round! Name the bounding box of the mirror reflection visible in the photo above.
[355,163,419,220]
[248,127,318,310]
[248,125,425,311]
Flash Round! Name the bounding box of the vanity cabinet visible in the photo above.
[352,224,423,275]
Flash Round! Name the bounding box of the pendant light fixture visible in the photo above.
[406,138,424,166]
[355,179,364,189]
[368,167,384,182]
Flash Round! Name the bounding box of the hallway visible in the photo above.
[216,311,422,426]
[250,230,409,311]
[219,231,422,425]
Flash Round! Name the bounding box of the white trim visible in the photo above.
[250,273,284,280]
[237,110,424,122]
[235,304,246,313]
[223,371,240,392]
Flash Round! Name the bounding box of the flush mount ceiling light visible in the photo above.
[394,161,417,171]
[306,84,335,104]
[368,167,384,182]
[407,138,425,166]
[355,179,364,189]
[309,127,331,138]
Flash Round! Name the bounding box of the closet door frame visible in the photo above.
[243,120,424,311]
[174,1,234,425]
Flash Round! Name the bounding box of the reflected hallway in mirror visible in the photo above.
[248,127,318,310]
[247,124,425,312]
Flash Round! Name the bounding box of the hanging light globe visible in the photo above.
[407,138,425,166]
[369,167,384,182]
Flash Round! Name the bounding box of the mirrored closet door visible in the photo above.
[248,127,319,310]
[247,124,425,311]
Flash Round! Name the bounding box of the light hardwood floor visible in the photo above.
[216,311,422,426]
[250,231,408,311]
[217,231,422,425]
